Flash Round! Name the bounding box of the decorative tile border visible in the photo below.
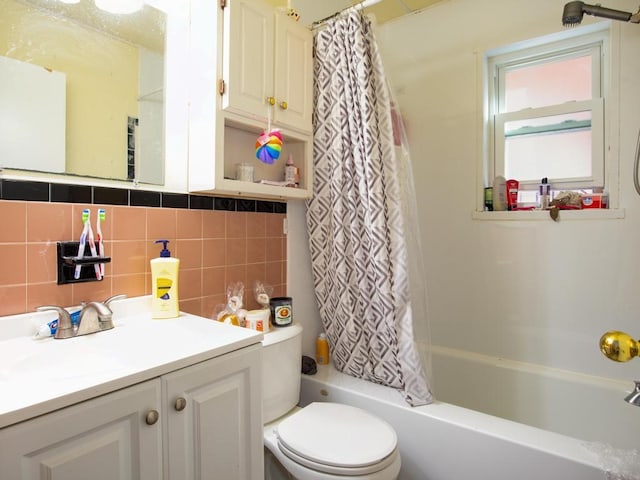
[0,179,287,214]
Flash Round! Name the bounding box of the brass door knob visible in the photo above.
[279,100,288,110]
[267,96,275,106]
[600,331,639,362]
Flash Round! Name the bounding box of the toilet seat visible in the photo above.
[275,402,398,476]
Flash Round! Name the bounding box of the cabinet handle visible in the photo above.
[145,409,160,425]
[174,397,187,412]
[267,96,275,106]
[279,101,288,110]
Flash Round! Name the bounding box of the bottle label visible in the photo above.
[274,305,292,326]
[156,277,173,300]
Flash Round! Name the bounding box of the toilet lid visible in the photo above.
[275,402,397,473]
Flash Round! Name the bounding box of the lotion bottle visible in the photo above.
[316,333,329,365]
[151,239,180,319]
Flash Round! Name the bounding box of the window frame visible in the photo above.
[486,25,612,194]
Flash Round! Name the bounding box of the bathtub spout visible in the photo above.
[624,381,640,406]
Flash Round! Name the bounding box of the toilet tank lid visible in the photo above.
[262,323,302,347]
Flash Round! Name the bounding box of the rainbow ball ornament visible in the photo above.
[255,129,283,164]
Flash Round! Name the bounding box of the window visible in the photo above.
[487,26,610,195]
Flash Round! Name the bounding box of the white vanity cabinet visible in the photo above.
[222,0,313,134]
[187,0,313,199]
[163,344,263,480]
[0,380,163,480]
[0,344,263,480]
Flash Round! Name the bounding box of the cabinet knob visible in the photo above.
[279,101,288,110]
[174,397,187,412]
[267,96,275,106]
[145,409,160,425]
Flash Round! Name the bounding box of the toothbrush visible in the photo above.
[96,209,106,278]
[73,209,90,279]
[85,210,101,280]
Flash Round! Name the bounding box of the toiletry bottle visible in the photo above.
[316,333,329,365]
[151,240,180,319]
[538,177,550,210]
[284,154,296,186]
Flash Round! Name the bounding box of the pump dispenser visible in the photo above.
[151,239,180,318]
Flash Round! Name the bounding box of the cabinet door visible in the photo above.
[273,13,313,133]
[163,345,263,480]
[223,0,274,118]
[0,380,163,480]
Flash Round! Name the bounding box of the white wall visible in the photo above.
[289,0,640,388]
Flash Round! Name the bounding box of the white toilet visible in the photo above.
[262,324,401,480]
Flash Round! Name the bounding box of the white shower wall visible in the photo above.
[288,0,640,408]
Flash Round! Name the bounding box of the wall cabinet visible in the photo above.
[222,0,313,134]
[187,0,313,200]
[0,345,262,480]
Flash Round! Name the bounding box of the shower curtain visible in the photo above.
[307,10,432,406]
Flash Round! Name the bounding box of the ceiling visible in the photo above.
[268,0,446,25]
[352,0,445,24]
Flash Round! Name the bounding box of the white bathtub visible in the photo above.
[299,363,639,480]
[428,345,640,449]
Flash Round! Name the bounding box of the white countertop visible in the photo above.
[0,296,263,429]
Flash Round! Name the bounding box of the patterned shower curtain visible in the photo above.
[307,10,432,406]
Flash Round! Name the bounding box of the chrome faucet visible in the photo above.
[75,301,114,336]
[36,294,125,339]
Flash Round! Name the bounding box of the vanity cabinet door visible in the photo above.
[0,380,163,480]
[163,344,263,480]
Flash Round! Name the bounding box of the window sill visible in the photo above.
[472,208,625,221]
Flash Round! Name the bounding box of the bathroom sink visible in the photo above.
[0,338,128,383]
[0,295,263,429]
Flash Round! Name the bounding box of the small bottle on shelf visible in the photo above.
[316,332,329,365]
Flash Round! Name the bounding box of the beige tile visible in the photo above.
[147,208,177,242]
[265,261,284,287]
[111,206,146,241]
[111,240,147,275]
[72,279,112,305]
[0,244,26,285]
[226,211,247,238]
[27,202,73,243]
[266,213,285,237]
[226,238,247,265]
[179,268,202,300]
[0,201,26,242]
[177,209,203,239]
[27,283,73,311]
[176,239,203,269]
[246,237,266,264]
[265,237,284,262]
[203,266,226,297]
[180,298,202,317]
[246,212,267,238]
[225,265,247,292]
[203,239,226,267]
[203,210,226,238]
[26,242,57,284]
[0,285,26,316]
[112,274,146,298]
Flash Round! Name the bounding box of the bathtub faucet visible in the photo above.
[599,330,640,406]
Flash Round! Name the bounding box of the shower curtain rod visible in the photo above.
[311,0,382,29]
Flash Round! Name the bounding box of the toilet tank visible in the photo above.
[262,324,303,424]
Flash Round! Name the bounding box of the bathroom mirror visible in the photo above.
[0,0,172,185]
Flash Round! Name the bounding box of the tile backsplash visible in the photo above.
[0,180,287,318]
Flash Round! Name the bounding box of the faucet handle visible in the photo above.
[103,294,127,307]
[35,305,75,339]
